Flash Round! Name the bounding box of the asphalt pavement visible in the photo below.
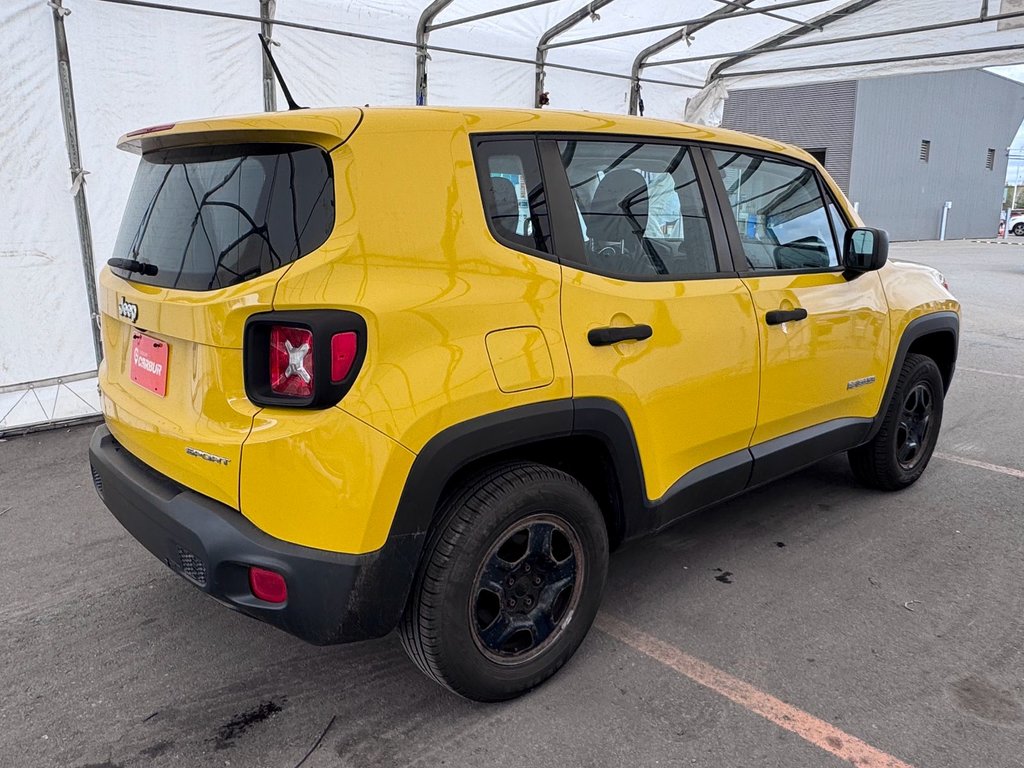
[1,239,1022,768]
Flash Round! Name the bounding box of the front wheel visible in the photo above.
[399,462,608,702]
[848,353,944,490]
[1012,222,1024,236]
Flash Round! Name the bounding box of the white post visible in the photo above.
[939,201,952,241]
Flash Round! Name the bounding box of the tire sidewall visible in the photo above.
[430,473,608,700]
[884,356,944,485]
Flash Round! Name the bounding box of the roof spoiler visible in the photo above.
[116,109,364,155]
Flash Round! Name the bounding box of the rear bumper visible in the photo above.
[88,425,423,644]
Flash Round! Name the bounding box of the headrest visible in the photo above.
[488,176,521,236]
[584,169,649,242]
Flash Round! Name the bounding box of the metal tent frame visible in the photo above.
[15,0,1020,434]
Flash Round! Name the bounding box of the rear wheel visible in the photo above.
[1012,222,1024,236]
[399,462,608,702]
[848,353,944,490]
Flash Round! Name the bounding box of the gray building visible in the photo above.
[721,70,1024,241]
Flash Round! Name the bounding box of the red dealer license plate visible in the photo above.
[130,332,168,397]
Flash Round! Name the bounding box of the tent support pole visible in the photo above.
[260,0,277,111]
[628,0,757,116]
[536,1,619,108]
[649,6,1024,68]
[429,0,562,32]
[49,0,103,366]
[544,0,833,51]
[717,41,1024,79]
[416,0,454,105]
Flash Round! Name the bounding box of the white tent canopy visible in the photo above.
[2,0,1023,431]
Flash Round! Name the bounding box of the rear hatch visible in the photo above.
[98,111,360,508]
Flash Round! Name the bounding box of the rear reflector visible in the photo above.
[269,326,314,397]
[331,331,358,383]
[249,567,287,603]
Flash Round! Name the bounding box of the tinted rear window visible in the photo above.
[112,144,334,291]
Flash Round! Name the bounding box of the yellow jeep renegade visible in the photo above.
[89,107,959,701]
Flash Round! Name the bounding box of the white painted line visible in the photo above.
[597,613,915,768]
[958,366,1024,381]
[934,452,1024,479]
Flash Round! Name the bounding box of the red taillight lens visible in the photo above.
[249,566,287,603]
[269,326,314,397]
[331,332,358,383]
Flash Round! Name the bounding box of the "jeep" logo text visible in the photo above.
[118,296,138,323]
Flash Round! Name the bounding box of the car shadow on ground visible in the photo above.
[70,455,876,767]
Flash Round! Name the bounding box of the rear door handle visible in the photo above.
[765,308,808,326]
[587,324,653,346]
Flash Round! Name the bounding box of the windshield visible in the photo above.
[111,143,334,291]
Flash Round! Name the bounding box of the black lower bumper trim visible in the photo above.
[88,426,422,644]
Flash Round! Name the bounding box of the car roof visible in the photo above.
[120,106,811,164]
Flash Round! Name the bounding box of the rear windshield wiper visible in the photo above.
[108,257,159,276]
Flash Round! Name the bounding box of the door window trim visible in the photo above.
[533,132,738,283]
[700,144,851,277]
[470,134,559,264]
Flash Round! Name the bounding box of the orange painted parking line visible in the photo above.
[596,613,915,768]
[933,452,1024,479]
[958,366,1024,381]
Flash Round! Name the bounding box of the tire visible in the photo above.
[848,353,944,491]
[399,461,609,702]
[1012,223,1024,236]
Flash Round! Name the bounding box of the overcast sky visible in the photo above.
[989,64,1024,187]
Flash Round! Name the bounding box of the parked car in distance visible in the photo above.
[1008,213,1024,236]
[89,107,959,701]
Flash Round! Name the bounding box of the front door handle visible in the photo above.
[765,308,808,326]
[588,324,653,346]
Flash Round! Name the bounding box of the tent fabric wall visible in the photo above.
[1,0,1022,432]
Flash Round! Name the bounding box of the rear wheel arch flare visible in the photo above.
[389,399,648,555]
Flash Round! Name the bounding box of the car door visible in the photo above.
[546,136,760,510]
[705,148,890,450]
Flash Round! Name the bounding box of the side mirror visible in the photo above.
[843,227,888,273]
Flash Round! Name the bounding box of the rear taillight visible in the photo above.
[269,326,314,397]
[244,311,367,409]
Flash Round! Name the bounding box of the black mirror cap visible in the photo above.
[843,227,889,273]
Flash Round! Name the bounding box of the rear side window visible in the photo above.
[112,144,334,291]
[557,139,717,278]
[474,139,552,255]
[711,150,840,271]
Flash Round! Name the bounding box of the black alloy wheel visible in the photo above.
[399,462,608,702]
[895,381,934,470]
[471,514,584,664]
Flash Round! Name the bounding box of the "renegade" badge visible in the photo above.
[847,375,877,390]
[118,296,139,323]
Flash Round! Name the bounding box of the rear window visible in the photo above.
[111,143,334,291]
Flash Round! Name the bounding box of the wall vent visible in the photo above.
[919,140,931,163]
[986,148,996,170]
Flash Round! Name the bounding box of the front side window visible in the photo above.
[557,140,717,278]
[711,150,841,271]
[474,139,552,255]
